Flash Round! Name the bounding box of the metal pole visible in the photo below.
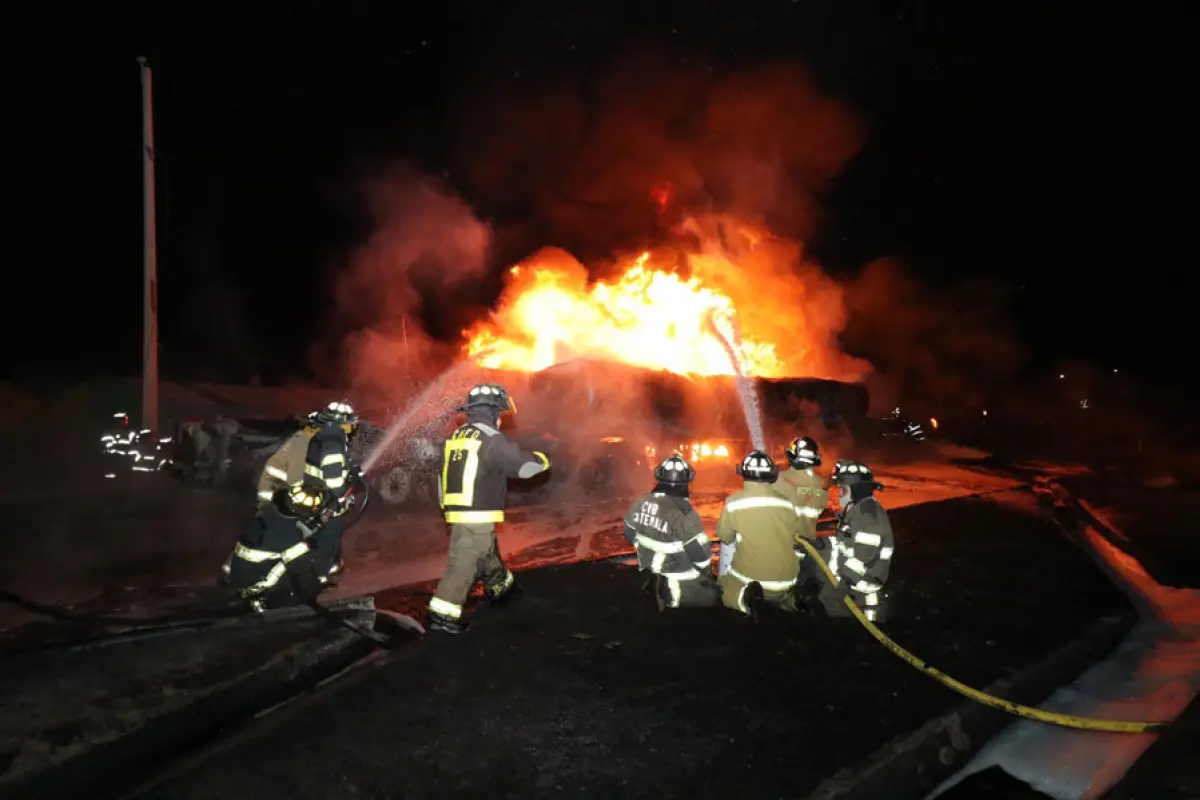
[138,57,159,432]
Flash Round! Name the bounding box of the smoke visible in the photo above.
[840,258,1024,415]
[322,165,493,401]
[452,53,866,258]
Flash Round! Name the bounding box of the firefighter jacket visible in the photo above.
[623,491,712,580]
[776,467,828,541]
[831,496,894,593]
[228,505,320,602]
[256,427,318,505]
[716,481,807,591]
[439,416,550,524]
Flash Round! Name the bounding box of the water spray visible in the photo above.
[705,311,766,452]
[361,355,491,475]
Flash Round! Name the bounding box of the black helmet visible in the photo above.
[654,453,696,484]
[458,383,515,414]
[736,450,778,483]
[315,399,359,436]
[831,459,883,490]
[786,435,822,468]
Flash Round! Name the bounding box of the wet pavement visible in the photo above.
[122,491,1131,799]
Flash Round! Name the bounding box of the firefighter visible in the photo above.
[255,399,358,508]
[622,454,718,610]
[228,423,352,610]
[715,450,810,617]
[777,435,828,534]
[427,383,551,635]
[220,400,358,584]
[812,459,895,622]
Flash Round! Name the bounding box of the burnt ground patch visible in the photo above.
[130,490,1134,800]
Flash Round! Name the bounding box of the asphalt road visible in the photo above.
[127,490,1131,800]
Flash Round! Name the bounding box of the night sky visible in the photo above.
[13,1,1187,384]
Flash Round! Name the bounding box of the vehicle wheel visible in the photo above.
[375,466,412,505]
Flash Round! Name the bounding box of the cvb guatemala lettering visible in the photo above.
[632,500,669,533]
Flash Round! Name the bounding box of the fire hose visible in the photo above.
[794,536,1169,733]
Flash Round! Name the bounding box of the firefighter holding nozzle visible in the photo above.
[427,383,551,635]
[228,423,355,610]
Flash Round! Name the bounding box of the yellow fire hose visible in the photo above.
[795,537,1169,733]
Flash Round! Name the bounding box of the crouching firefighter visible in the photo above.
[623,454,719,610]
[716,451,810,617]
[220,399,359,584]
[813,460,895,622]
[228,423,354,610]
[427,383,551,635]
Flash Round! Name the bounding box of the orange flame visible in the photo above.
[463,214,866,380]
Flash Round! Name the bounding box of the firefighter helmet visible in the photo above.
[459,383,515,414]
[315,399,359,436]
[831,459,883,489]
[736,450,778,482]
[654,454,696,484]
[786,435,822,468]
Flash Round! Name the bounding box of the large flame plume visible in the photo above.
[463,210,870,381]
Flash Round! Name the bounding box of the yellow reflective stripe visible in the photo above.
[533,450,549,468]
[326,475,346,489]
[854,531,882,546]
[257,490,274,501]
[235,542,278,563]
[429,597,463,618]
[728,567,796,592]
[234,541,310,563]
[239,562,288,596]
[304,464,323,478]
[635,534,685,554]
[445,510,504,524]
[726,496,807,518]
[265,465,288,481]
[320,453,346,467]
[442,437,483,507]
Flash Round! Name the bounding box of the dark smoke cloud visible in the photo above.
[451,53,867,256]
[320,165,493,401]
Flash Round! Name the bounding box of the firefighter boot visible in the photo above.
[486,579,523,608]
[744,582,766,623]
[428,611,469,635]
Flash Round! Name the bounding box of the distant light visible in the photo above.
[930,417,939,429]
[1113,369,1118,374]
[1081,399,1089,409]
[982,409,988,416]
[1059,374,1065,379]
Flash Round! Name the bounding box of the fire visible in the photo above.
[465,250,781,376]
[684,442,731,462]
[462,211,868,382]
[644,442,731,463]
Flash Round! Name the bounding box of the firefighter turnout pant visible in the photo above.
[310,513,347,578]
[805,542,889,622]
[228,541,322,610]
[652,569,719,609]
[429,522,515,622]
[719,569,798,614]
